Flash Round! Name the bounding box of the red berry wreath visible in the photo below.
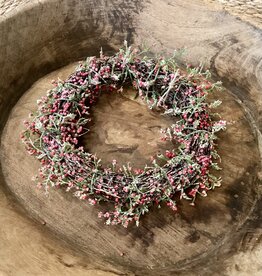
[22,42,226,227]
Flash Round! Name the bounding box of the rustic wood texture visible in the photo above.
[0,0,262,275]
[1,63,261,275]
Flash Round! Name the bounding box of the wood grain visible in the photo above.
[0,0,262,275]
[1,63,260,274]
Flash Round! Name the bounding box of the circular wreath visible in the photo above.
[22,42,226,227]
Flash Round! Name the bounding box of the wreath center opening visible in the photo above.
[80,87,174,169]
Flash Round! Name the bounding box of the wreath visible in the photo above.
[22,42,226,227]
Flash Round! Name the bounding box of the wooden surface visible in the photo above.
[0,0,262,275]
[1,63,260,275]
